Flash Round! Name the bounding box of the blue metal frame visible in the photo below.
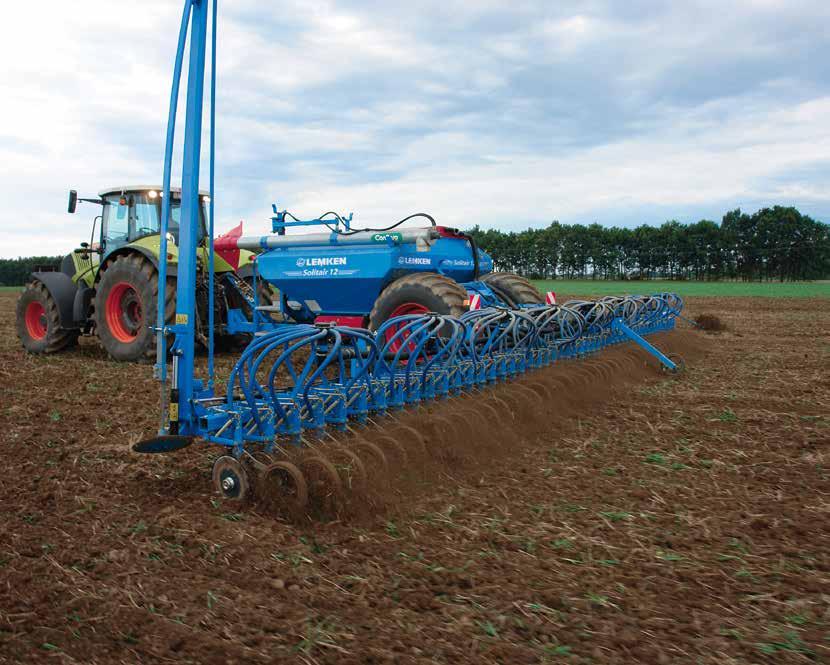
[150,0,686,457]
[271,206,354,234]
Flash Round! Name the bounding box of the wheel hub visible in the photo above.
[106,282,143,343]
[24,301,47,340]
[212,456,249,501]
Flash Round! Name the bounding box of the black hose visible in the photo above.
[459,232,480,280]
[281,210,436,236]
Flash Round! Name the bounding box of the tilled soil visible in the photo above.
[0,293,827,664]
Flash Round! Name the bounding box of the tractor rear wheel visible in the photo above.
[481,272,544,306]
[16,281,79,353]
[368,272,468,330]
[94,253,175,362]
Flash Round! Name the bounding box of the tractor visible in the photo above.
[15,186,269,362]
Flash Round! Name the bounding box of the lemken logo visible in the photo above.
[296,256,347,267]
[398,256,431,266]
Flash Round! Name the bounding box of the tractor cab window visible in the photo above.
[102,195,130,249]
[101,192,207,250]
[168,198,207,245]
[133,196,161,239]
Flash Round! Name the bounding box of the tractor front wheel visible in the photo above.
[16,282,79,353]
[94,254,175,362]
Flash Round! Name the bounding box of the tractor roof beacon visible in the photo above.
[15,185,270,362]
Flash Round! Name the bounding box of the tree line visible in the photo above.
[467,206,830,281]
[1,206,828,285]
[0,256,63,287]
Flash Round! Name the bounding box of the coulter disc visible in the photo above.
[261,461,309,510]
[298,453,343,513]
[212,456,250,501]
[132,435,194,454]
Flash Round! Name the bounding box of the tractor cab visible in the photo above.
[95,186,210,254]
[68,186,210,257]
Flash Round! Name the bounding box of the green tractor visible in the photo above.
[16,186,268,361]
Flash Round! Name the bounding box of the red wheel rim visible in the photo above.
[25,301,47,340]
[106,282,143,343]
[386,302,430,353]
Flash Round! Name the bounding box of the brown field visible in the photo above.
[0,292,827,664]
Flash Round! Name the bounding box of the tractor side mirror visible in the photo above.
[68,190,78,214]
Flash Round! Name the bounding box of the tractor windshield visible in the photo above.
[102,192,208,250]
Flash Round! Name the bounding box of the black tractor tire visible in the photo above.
[16,281,79,353]
[94,253,175,362]
[481,272,544,306]
[368,272,468,330]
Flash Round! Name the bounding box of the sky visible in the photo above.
[0,0,828,258]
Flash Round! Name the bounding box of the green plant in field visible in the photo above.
[756,630,814,657]
[598,511,631,523]
[656,550,683,561]
[718,627,742,640]
[645,452,667,465]
[477,620,499,638]
[735,568,757,581]
[520,538,538,554]
[586,592,618,609]
[271,551,312,567]
[717,408,738,422]
[729,538,749,553]
[299,535,327,554]
[542,643,573,659]
[293,619,340,655]
[130,521,148,534]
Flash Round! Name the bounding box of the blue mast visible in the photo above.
[159,0,212,436]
